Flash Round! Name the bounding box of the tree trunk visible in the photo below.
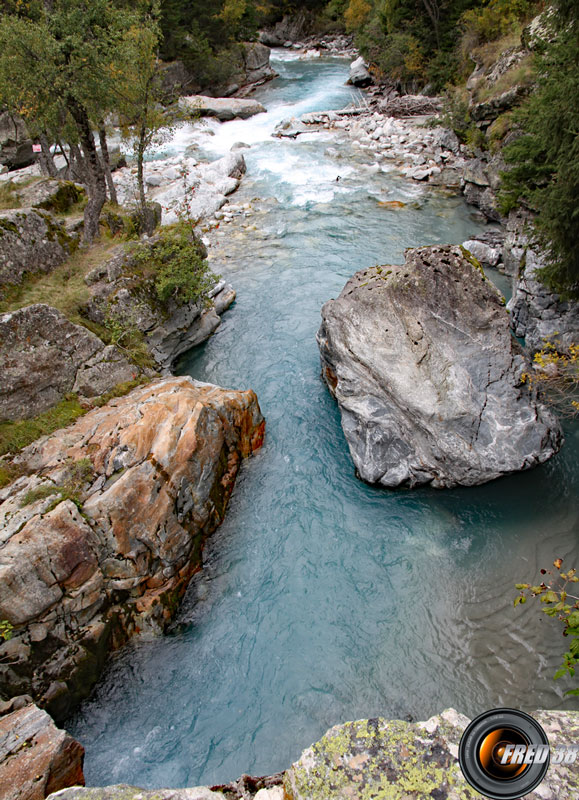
[69,142,86,183]
[38,132,57,177]
[67,97,106,244]
[137,124,147,211]
[98,123,118,206]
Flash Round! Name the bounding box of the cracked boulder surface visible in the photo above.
[0,209,72,288]
[0,700,85,800]
[0,376,264,720]
[284,709,579,800]
[0,305,144,421]
[317,245,562,488]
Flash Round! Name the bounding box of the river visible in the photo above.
[70,52,579,789]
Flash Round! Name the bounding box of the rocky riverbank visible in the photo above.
[2,704,576,800]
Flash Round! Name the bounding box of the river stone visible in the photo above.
[317,245,562,488]
[178,95,266,121]
[0,305,141,421]
[0,702,85,799]
[0,376,265,720]
[284,709,579,800]
[348,56,373,87]
[0,209,72,288]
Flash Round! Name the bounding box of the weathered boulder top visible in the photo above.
[178,95,266,121]
[0,376,264,720]
[284,709,579,800]
[317,245,562,488]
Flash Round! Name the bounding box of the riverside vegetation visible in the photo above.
[0,1,578,798]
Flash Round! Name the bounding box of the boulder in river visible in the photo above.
[347,56,373,88]
[317,245,562,488]
[179,95,266,121]
[0,376,265,720]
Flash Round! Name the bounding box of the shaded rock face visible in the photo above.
[511,275,579,355]
[16,179,84,214]
[0,210,72,288]
[0,305,140,421]
[317,245,562,488]
[284,709,579,800]
[0,702,85,800]
[0,377,265,720]
[0,112,34,170]
[259,12,311,47]
[82,241,236,371]
[179,95,266,121]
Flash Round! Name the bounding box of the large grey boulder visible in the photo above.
[0,112,34,170]
[0,305,141,421]
[16,178,84,214]
[317,245,562,488]
[348,56,373,88]
[178,95,266,121]
[0,209,72,288]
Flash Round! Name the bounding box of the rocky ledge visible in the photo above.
[317,245,562,488]
[0,377,264,720]
[83,237,236,371]
[32,708,578,800]
[0,305,147,421]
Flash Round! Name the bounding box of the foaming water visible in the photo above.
[70,56,579,789]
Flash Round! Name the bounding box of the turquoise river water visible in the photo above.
[70,53,579,788]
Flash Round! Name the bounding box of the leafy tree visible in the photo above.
[515,558,579,696]
[116,1,172,214]
[0,1,146,242]
[500,13,579,297]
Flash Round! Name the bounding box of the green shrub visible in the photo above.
[131,221,219,307]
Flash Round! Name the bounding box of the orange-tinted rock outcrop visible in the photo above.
[0,377,264,720]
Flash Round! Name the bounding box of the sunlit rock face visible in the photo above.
[0,377,264,720]
[318,245,562,488]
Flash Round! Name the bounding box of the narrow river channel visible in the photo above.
[70,52,579,789]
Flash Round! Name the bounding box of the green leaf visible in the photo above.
[541,590,559,603]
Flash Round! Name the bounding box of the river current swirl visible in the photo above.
[70,53,579,789]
